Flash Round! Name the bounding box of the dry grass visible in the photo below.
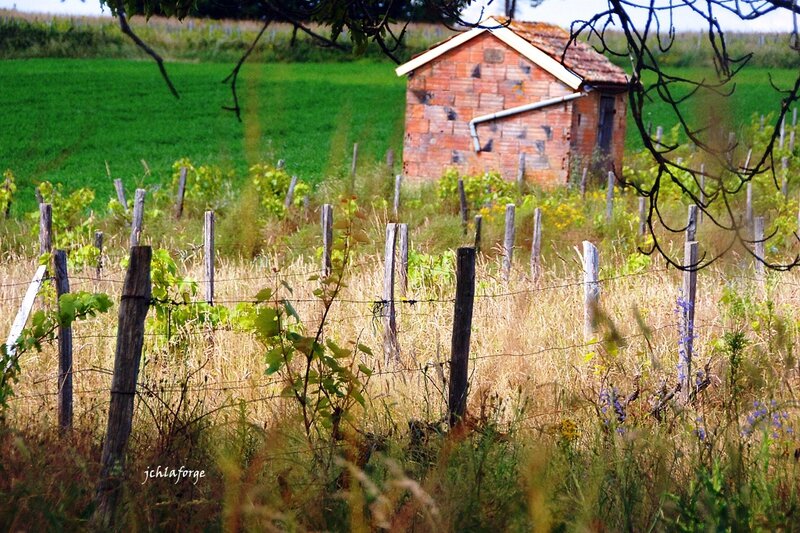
[3,235,797,438]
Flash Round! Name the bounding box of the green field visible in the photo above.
[0,58,795,212]
[0,58,406,212]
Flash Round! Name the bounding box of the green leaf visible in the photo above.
[255,288,273,302]
[283,300,300,322]
[265,347,284,374]
[356,343,373,356]
[358,364,373,377]
[253,307,280,338]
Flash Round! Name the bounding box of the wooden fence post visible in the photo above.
[204,211,215,305]
[779,118,786,150]
[351,142,359,178]
[502,203,516,282]
[474,215,482,254]
[398,223,409,296]
[276,159,285,170]
[39,202,52,256]
[321,204,333,278]
[175,166,187,219]
[383,223,399,364]
[754,216,765,288]
[393,174,402,221]
[793,107,798,128]
[449,247,476,427]
[583,241,599,342]
[284,175,298,209]
[94,246,152,528]
[579,167,588,198]
[458,178,468,235]
[53,250,72,431]
[655,125,663,147]
[386,148,395,170]
[605,171,615,222]
[679,241,698,404]
[130,188,145,247]
[638,197,647,237]
[530,207,542,281]
[4,265,47,362]
[790,131,796,153]
[113,179,127,212]
[746,182,753,228]
[517,152,526,192]
[94,231,104,280]
[686,205,698,242]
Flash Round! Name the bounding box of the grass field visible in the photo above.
[0,58,405,212]
[0,58,796,213]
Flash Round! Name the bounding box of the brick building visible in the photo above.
[395,17,629,185]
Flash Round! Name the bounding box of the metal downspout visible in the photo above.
[468,91,589,152]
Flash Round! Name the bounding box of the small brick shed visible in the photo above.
[395,17,629,185]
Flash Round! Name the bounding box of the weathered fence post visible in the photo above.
[204,211,215,305]
[321,204,333,278]
[113,179,127,212]
[175,166,187,219]
[746,182,753,228]
[679,241,698,404]
[530,207,542,281]
[351,142,359,178]
[790,130,796,153]
[686,205,698,242]
[793,107,798,128]
[386,148,395,170]
[94,246,152,529]
[449,247,476,427]
[779,118,786,150]
[284,175,298,209]
[398,223,409,296]
[583,241,599,342]
[638,197,647,237]
[605,171,615,222]
[4,265,47,362]
[754,216,765,289]
[744,148,753,170]
[579,167,588,198]
[474,215,482,254]
[517,152,526,192]
[54,250,72,432]
[129,188,145,247]
[94,231,104,280]
[383,223,399,364]
[502,203,516,282]
[39,202,52,256]
[655,125,663,147]
[393,174,402,221]
[458,178,468,235]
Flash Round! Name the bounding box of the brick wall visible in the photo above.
[401,32,628,186]
[402,32,576,186]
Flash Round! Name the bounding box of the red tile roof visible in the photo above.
[496,18,628,85]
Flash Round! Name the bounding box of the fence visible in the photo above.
[2,162,797,525]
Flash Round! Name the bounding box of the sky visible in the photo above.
[0,0,795,32]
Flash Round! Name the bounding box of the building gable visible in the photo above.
[396,17,583,90]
